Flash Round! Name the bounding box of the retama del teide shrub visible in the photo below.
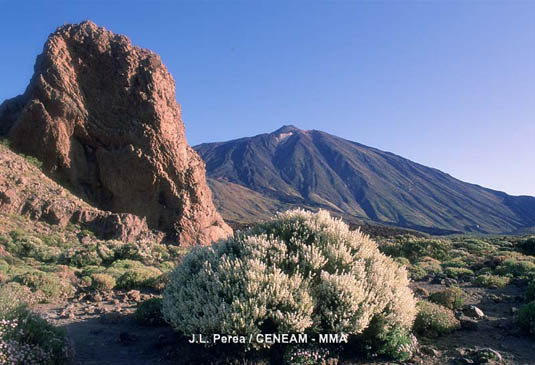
[163,210,417,359]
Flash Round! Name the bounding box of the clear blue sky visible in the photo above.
[1,1,534,196]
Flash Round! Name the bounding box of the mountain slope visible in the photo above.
[195,125,535,234]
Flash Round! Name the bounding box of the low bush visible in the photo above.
[0,283,35,316]
[526,281,535,302]
[418,257,443,276]
[444,267,474,280]
[0,306,69,364]
[14,271,74,303]
[380,237,450,263]
[116,268,160,290]
[429,287,465,310]
[518,301,535,336]
[91,273,116,291]
[135,298,165,326]
[408,265,427,281]
[60,247,102,267]
[413,301,460,336]
[473,274,510,289]
[516,237,535,256]
[496,259,535,281]
[163,210,416,359]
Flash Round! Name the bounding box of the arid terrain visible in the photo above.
[0,21,534,365]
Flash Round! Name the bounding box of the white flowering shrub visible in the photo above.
[0,308,69,364]
[163,210,417,358]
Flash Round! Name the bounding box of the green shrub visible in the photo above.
[418,257,443,276]
[358,317,417,361]
[380,237,450,263]
[413,301,460,336]
[135,298,165,326]
[5,233,60,263]
[60,247,102,267]
[496,259,535,280]
[0,282,35,316]
[473,274,510,289]
[96,243,115,264]
[14,271,74,302]
[408,265,427,281]
[455,238,495,255]
[526,281,535,302]
[163,210,416,358]
[516,238,535,256]
[444,267,474,280]
[429,287,465,310]
[91,273,116,291]
[116,268,160,290]
[441,259,468,268]
[518,301,535,336]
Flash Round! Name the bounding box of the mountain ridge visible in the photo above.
[195,125,535,234]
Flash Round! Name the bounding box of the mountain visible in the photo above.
[0,21,231,245]
[195,125,535,234]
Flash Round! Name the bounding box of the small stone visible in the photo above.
[463,305,485,319]
[93,293,103,302]
[421,345,441,357]
[127,289,141,302]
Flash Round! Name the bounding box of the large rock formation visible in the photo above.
[0,21,231,245]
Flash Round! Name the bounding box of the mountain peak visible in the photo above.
[272,125,301,134]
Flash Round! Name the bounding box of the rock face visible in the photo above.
[0,143,153,242]
[0,21,231,245]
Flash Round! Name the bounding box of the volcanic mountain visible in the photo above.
[195,125,535,234]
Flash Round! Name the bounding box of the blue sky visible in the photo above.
[1,1,534,196]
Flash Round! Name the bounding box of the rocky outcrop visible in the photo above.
[0,144,154,241]
[0,21,231,245]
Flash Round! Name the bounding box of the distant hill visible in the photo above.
[195,125,535,234]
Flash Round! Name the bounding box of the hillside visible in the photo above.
[195,125,535,234]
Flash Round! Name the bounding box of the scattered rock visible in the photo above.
[420,345,441,357]
[463,305,485,319]
[127,290,141,302]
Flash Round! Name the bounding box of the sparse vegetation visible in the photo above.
[135,298,165,326]
[473,274,511,288]
[413,301,460,336]
[518,301,535,336]
[429,287,465,310]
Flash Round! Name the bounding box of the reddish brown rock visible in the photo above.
[0,21,231,245]
[0,143,152,242]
